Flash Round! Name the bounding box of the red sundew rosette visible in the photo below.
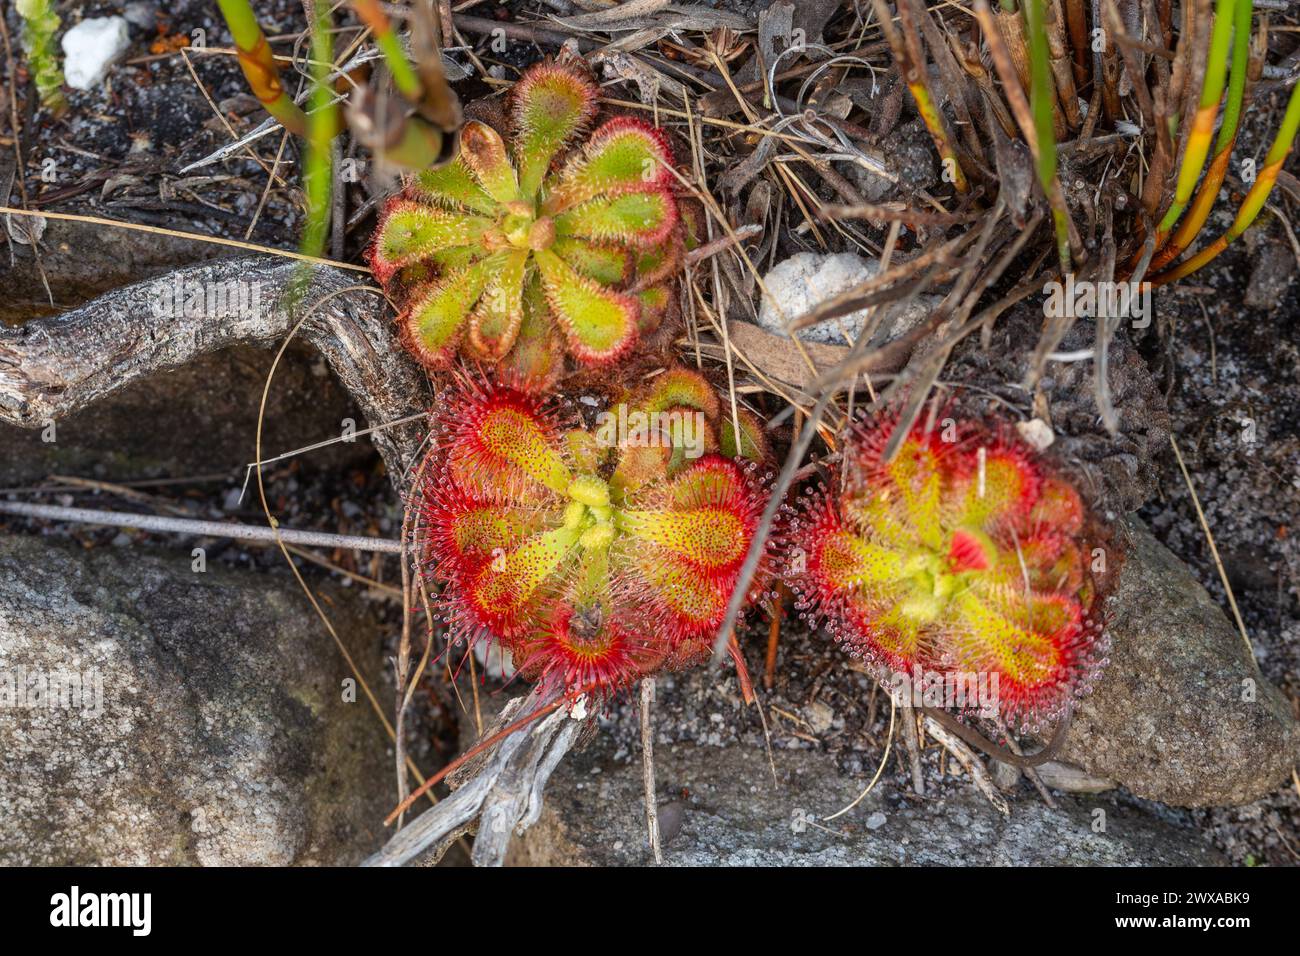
[418,373,774,700]
[789,413,1110,729]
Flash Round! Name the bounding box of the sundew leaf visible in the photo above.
[458,120,520,205]
[468,249,528,360]
[547,117,675,212]
[534,248,639,363]
[400,257,497,366]
[415,157,498,215]
[375,200,491,268]
[552,237,630,285]
[511,62,599,200]
[555,189,676,248]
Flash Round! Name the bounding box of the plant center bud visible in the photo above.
[502,211,534,249]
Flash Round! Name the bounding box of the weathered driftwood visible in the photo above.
[923,715,1010,815]
[364,689,587,867]
[0,256,428,495]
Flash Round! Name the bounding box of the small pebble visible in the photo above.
[757,251,938,344]
[1015,418,1056,451]
[657,800,685,845]
[804,699,835,735]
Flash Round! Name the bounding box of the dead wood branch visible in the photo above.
[0,256,428,495]
[363,689,587,867]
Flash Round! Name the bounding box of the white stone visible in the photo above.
[1015,417,1056,451]
[757,251,936,346]
[61,17,131,91]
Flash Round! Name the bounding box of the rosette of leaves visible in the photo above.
[420,368,773,699]
[370,54,686,391]
[788,413,1110,728]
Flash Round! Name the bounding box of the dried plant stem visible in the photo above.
[1045,0,1083,129]
[640,679,663,864]
[870,0,970,192]
[1167,435,1258,671]
[1151,0,1254,270]
[995,3,1032,93]
[217,0,313,136]
[909,0,984,162]
[975,0,1038,152]
[1155,0,1236,243]
[824,693,896,821]
[1025,0,1072,272]
[1153,76,1300,283]
[899,699,926,795]
[0,205,368,271]
[1105,0,1172,219]
[1094,0,1124,122]
[0,502,405,552]
[395,451,436,827]
[764,587,786,691]
[1063,0,1090,79]
[924,716,1011,814]
[384,688,582,825]
[952,32,1019,139]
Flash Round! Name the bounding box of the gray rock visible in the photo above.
[1060,520,1300,807]
[506,737,1223,866]
[1032,762,1117,795]
[123,3,158,31]
[848,119,939,202]
[0,534,393,865]
[1244,222,1297,309]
